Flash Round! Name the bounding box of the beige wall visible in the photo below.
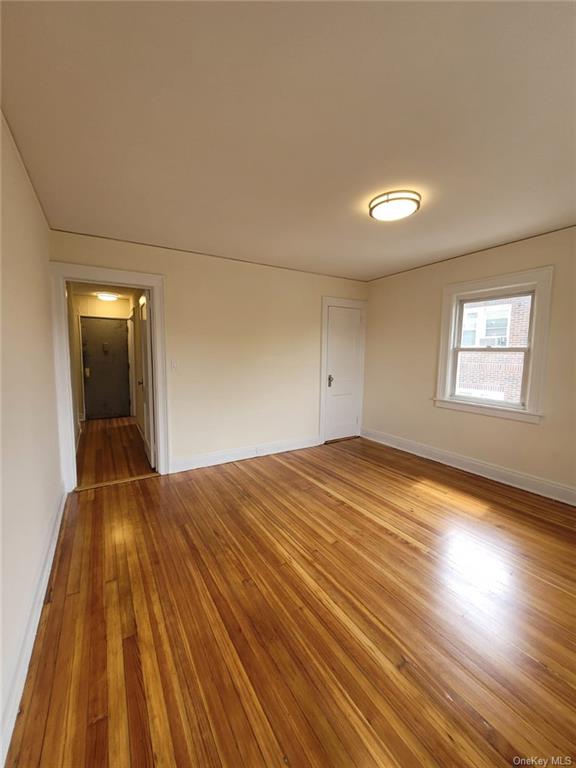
[1,118,64,754]
[364,228,576,490]
[50,232,368,467]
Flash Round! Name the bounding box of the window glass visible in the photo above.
[455,350,526,405]
[459,295,531,348]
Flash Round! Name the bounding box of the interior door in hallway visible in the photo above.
[324,303,365,441]
[137,293,156,467]
[81,317,130,419]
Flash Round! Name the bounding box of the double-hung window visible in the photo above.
[436,268,553,422]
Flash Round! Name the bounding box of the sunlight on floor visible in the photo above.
[412,478,491,516]
[441,529,516,639]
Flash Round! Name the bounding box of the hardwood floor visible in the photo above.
[76,417,156,489]
[8,438,575,767]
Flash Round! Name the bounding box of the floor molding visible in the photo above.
[362,428,576,506]
[170,435,322,475]
[1,490,68,763]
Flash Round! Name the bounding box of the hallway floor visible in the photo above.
[76,417,156,489]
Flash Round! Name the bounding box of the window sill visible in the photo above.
[433,398,542,423]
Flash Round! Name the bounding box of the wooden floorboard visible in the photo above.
[76,417,156,488]
[8,438,576,767]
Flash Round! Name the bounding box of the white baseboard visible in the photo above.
[1,490,68,763]
[362,428,576,507]
[170,435,321,475]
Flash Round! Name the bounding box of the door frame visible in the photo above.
[51,262,169,490]
[136,290,156,466]
[319,296,367,444]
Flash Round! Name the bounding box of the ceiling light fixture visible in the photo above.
[369,190,421,222]
[96,292,119,302]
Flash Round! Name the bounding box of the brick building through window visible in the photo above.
[455,294,532,405]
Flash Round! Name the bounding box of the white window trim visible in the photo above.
[435,267,553,423]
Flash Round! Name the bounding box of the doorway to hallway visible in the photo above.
[66,281,159,490]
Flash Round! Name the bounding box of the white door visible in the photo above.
[324,303,365,441]
[139,293,156,467]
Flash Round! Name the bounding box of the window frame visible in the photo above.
[435,267,553,423]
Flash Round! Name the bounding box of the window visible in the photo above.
[454,294,530,406]
[435,268,553,422]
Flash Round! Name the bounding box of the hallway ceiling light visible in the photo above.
[96,291,119,302]
[368,190,421,221]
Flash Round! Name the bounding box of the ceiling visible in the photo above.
[3,2,575,281]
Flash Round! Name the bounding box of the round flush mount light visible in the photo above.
[369,190,421,221]
[96,292,119,302]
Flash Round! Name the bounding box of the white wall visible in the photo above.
[1,118,64,759]
[50,232,368,470]
[364,228,576,497]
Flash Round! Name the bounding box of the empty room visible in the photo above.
[1,2,575,767]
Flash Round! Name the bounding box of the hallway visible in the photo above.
[76,417,156,489]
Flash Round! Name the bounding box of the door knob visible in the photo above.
[328,374,334,387]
